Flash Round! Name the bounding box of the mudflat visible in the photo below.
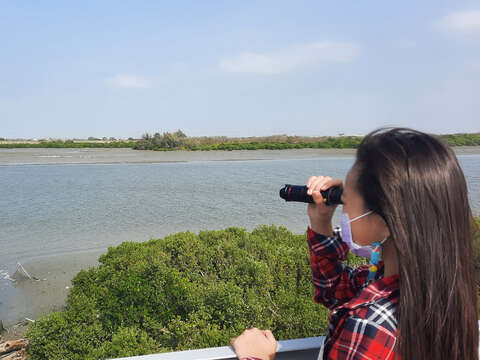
[0,148,364,166]
[1,147,479,166]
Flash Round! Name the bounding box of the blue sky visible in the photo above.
[1,1,479,139]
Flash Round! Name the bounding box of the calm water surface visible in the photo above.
[1,152,479,267]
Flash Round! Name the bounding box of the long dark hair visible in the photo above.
[355,128,478,359]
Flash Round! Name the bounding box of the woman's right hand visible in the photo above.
[230,327,277,360]
[306,175,343,236]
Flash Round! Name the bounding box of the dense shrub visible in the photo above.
[134,131,186,150]
[26,225,365,359]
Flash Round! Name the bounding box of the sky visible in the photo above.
[1,1,479,139]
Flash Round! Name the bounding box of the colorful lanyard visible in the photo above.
[366,241,382,283]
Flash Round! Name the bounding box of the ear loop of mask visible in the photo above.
[366,237,388,283]
[349,210,373,223]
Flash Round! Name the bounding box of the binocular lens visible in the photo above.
[279,184,343,206]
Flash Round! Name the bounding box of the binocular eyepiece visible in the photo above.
[279,184,343,206]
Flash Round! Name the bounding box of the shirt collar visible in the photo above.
[341,262,400,310]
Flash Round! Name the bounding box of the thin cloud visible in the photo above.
[440,10,480,35]
[472,61,480,71]
[105,74,150,89]
[395,40,417,49]
[219,41,359,75]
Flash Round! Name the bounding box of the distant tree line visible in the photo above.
[132,131,480,151]
[0,140,137,148]
[1,131,479,150]
[133,130,364,151]
[438,133,480,146]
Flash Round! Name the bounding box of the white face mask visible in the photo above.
[340,211,387,258]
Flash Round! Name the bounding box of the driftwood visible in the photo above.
[0,339,28,354]
[11,263,40,282]
[0,349,26,360]
[0,340,28,359]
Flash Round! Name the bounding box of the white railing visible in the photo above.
[112,336,324,360]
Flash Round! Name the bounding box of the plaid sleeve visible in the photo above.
[307,227,369,309]
[327,315,398,360]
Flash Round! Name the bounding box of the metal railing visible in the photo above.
[113,336,324,360]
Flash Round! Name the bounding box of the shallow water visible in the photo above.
[0,148,479,325]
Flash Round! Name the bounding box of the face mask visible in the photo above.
[340,211,387,258]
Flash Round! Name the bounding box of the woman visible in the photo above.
[231,128,478,359]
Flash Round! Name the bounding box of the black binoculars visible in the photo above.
[279,184,343,206]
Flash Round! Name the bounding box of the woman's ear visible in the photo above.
[375,213,391,241]
[383,226,391,240]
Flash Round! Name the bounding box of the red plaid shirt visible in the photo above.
[307,227,400,360]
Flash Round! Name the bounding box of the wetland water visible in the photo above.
[1,147,479,325]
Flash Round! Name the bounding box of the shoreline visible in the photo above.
[0,250,103,328]
[0,148,357,166]
[1,147,480,166]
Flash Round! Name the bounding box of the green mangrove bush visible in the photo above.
[26,225,366,359]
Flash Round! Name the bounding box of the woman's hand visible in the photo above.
[230,327,277,360]
[306,175,343,236]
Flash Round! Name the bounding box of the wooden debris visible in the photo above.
[11,263,40,282]
[0,339,28,358]
[0,349,27,360]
